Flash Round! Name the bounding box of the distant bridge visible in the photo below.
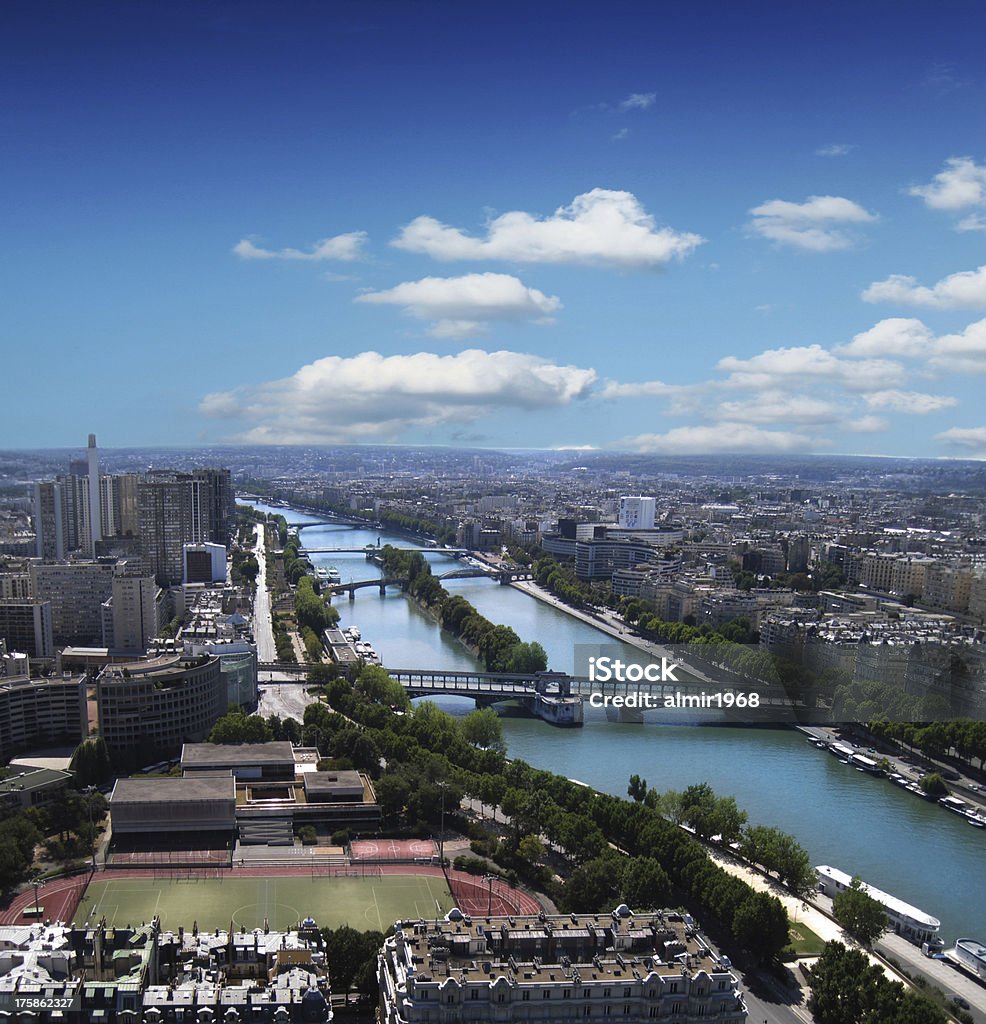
[299,546,470,555]
[256,663,803,710]
[320,565,533,598]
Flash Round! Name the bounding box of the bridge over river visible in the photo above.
[256,664,808,724]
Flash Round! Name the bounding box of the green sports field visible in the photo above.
[75,873,454,932]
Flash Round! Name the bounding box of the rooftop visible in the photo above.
[111,776,235,805]
[181,741,295,766]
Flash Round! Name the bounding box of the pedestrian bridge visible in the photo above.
[255,663,802,709]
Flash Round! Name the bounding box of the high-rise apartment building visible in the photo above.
[618,495,657,530]
[30,560,116,646]
[105,566,163,655]
[32,481,65,560]
[0,600,54,659]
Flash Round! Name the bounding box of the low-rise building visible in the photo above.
[379,906,746,1023]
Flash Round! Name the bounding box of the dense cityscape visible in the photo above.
[0,439,983,1023]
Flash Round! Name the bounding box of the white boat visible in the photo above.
[816,866,943,951]
[940,795,973,816]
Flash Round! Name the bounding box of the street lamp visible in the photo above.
[30,874,45,916]
[437,781,447,867]
[84,786,98,871]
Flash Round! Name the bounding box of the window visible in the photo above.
[583,1007,591,1017]
[543,990,551,1000]
[624,988,631,998]
[603,988,611,998]
[522,992,530,1002]
[446,995,454,1004]
[470,990,478,1000]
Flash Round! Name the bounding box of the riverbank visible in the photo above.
[508,578,716,683]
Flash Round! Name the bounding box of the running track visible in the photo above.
[0,864,540,926]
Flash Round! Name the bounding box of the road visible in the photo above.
[257,678,313,722]
[252,523,276,663]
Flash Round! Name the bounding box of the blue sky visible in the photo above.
[5,0,986,457]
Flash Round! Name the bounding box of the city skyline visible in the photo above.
[5,1,986,457]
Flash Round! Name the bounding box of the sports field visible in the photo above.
[74,873,454,932]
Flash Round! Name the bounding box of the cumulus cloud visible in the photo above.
[909,157,986,211]
[619,92,656,110]
[863,265,986,309]
[716,344,905,392]
[199,349,597,444]
[620,423,819,455]
[748,195,877,251]
[862,390,959,414]
[937,426,986,456]
[391,189,704,267]
[712,392,842,425]
[930,317,986,373]
[355,272,561,339]
[232,232,367,261]
[816,144,853,157]
[835,318,934,358]
[846,415,888,434]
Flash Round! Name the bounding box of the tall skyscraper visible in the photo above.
[87,433,102,551]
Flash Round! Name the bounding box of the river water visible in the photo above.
[250,501,985,943]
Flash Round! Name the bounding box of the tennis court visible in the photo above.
[74,871,454,932]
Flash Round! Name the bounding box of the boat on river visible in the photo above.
[816,865,943,951]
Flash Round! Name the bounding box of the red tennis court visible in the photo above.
[350,838,438,861]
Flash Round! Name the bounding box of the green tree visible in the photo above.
[517,834,545,864]
[461,708,506,753]
[918,773,948,797]
[70,737,112,785]
[832,877,888,947]
[208,710,273,744]
[620,857,671,911]
[731,891,789,963]
[502,641,549,674]
[563,853,624,912]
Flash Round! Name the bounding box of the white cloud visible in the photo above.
[391,189,704,267]
[909,157,986,211]
[200,349,597,444]
[354,273,561,339]
[748,195,877,251]
[232,232,367,261]
[846,415,888,434]
[930,317,986,373]
[835,318,933,358]
[957,214,986,233]
[599,378,679,400]
[612,128,630,142]
[619,92,656,111]
[816,144,853,157]
[712,392,841,425]
[863,265,986,309]
[621,422,818,454]
[863,390,959,414]
[716,344,905,392]
[937,426,986,457]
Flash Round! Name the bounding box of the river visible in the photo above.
[248,500,985,944]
